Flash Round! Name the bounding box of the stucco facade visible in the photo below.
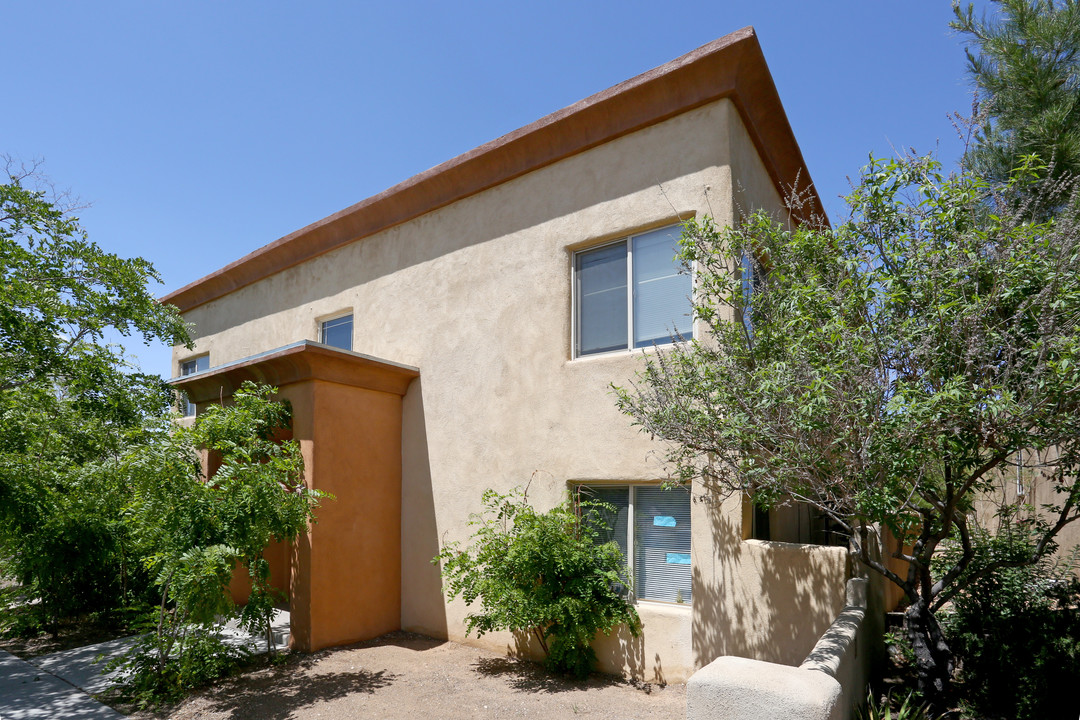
[168,29,848,683]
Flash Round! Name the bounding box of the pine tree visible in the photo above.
[953,0,1080,209]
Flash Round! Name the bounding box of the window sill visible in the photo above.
[569,340,690,364]
[635,598,692,612]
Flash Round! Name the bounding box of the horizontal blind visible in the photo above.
[581,486,631,595]
[634,486,692,603]
[576,243,628,355]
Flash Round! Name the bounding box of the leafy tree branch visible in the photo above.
[616,155,1080,700]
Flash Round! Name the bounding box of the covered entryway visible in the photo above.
[173,340,419,651]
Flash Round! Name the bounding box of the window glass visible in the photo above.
[576,243,627,355]
[634,486,692,604]
[321,314,353,351]
[578,484,691,604]
[741,250,761,338]
[180,355,209,376]
[179,355,208,417]
[584,486,629,562]
[632,227,693,348]
[574,225,692,357]
[582,486,630,595]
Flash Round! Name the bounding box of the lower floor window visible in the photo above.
[749,500,848,547]
[577,484,692,604]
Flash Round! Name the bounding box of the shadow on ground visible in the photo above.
[364,631,446,652]
[472,656,632,694]
[197,659,396,720]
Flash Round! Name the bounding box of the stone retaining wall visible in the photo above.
[687,577,874,720]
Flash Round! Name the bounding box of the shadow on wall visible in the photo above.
[508,622,649,684]
[509,628,544,660]
[591,620,645,681]
[400,377,448,639]
[693,494,849,668]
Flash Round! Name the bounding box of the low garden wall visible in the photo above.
[687,577,874,720]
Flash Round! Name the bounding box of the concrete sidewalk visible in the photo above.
[0,609,291,719]
[0,649,124,720]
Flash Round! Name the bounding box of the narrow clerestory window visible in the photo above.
[320,314,353,351]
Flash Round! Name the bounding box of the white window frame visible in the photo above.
[318,311,353,351]
[576,483,692,606]
[571,224,693,359]
[178,354,209,417]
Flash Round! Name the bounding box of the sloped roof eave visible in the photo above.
[162,27,822,313]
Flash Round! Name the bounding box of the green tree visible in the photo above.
[941,531,1080,719]
[0,159,191,628]
[953,0,1080,210]
[119,382,324,702]
[0,159,189,392]
[616,156,1080,701]
[436,487,641,679]
[0,381,169,626]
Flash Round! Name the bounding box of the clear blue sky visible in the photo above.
[3,1,990,376]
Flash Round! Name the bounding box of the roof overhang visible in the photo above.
[170,341,419,402]
[163,27,822,313]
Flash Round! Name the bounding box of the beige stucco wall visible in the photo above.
[727,103,790,223]
[974,447,1080,572]
[174,98,847,682]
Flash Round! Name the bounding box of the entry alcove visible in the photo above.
[172,340,419,651]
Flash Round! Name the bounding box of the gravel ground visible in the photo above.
[140,632,685,720]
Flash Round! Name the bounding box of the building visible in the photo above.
[166,27,852,683]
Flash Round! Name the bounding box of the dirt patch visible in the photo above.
[137,632,685,720]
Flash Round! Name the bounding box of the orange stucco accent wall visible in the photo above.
[173,342,418,653]
[288,379,405,650]
[228,540,291,605]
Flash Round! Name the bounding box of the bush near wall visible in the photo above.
[943,538,1080,720]
[436,487,641,679]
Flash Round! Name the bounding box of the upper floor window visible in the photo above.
[180,355,209,377]
[574,225,692,357]
[179,354,209,417]
[320,314,353,351]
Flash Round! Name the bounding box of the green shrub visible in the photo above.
[110,382,324,706]
[435,487,641,678]
[942,535,1080,720]
[0,382,165,633]
[111,629,252,709]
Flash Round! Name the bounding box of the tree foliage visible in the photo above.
[0,158,189,393]
[0,163,323,705]
[0,160,191,628]
[615,155,1080,699]
[0,383,165,626]
[941,530,1080,719]
[128,384,318,658]
[117,382,324,704]
[436,487,641,679]
[953,0,1080,210]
